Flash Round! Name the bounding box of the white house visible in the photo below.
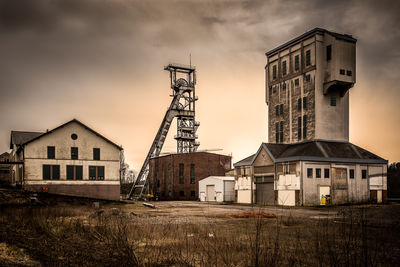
[9,119,123,200]
[199,176,235,202]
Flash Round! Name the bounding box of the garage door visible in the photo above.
[256,182,274,205]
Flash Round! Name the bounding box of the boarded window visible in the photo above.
[324,168,330,178]
[307,168,313,178]
[298,117,302,140]
[47,146,55,159]
[326,45,332,61]
[316,168,321,178]
[71,147,78,160]
[67,165,83,180]
[254,165,274,174]
[303,115,308,139]
[282,61,287,75]
[93,148,100,160]
[362,169,367,179]
[350,169,355,179]
[294,55,299,71]
[190,164,195,184]
[43,165,59,180]
[272,65,277,79]
[305,50,311,66]
[179,163,184,184]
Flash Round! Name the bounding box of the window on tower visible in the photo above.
[282,61,287,76]
[275,122,279,143]
[280,104,283,116]
[303,115,308,138]
[298,98,301,111]
[294,55,300,71]
[298,117,302,140]
[326,45,332,61]
[303,97,307,109]
[279,121,284,142]
[275,105,279,116]
[330,95,337,106]
[295,79,299,87]
[272,65,277,80]
[305,50,311,66]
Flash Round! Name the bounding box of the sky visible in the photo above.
[1,0,399,172]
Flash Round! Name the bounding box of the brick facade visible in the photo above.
[149,152,231,200]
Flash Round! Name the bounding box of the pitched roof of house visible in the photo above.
[10,131,44,149]
[234,154,256,167]
[10,119,123,150]
[234,140,387,167]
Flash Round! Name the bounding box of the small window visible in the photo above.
[362,169,367,179]
[282,61,287,76]
[280,104,283,115]
[330,95,336,106]
[190,164,195,184]
[298,117,302,140]
[47,146,55,159]
[275,105,279,116]
[324,168,330,178]
[298,98,302,111]
[89,166,105,180]
[346,70,352,76]
[43,165,60,180]
[307,168,313,178]
[305,50,311,66]
[282,83,286,90]
[191,191,196,197]
[326,45,332,61]
[316,168,321,178]
[303,97,307,109]
[350,169,355,179]
[272,65,277,80]
[180,191,185,197]
[179,163,184,184]
[275,122,279,143]
[71,133,78,140]
[294,55,300,71]
[303,115,307,139]
[71,147,78,160]
[67,165,83,180]
[93,148,100,160]
[295,79,299,86]
[279,121,284,142]
[305,74,311,82]
[340,69,345,75]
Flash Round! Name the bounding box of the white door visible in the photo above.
[377,190,382,203]
[206,185,216,201]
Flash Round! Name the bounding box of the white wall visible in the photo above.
[199,176,234,202]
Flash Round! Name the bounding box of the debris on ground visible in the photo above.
[143,202,156,209]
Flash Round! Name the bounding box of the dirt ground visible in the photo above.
[1,187,400,266]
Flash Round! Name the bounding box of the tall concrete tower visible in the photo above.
[265,28,356,143]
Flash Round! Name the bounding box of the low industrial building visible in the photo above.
[148,152,231,200]
[198,176,235,202]
[9,119,123,200]
[234,141,387,206]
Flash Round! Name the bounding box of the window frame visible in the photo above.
[326,45,332,61]
[362,169,367,179]
[43,164,60,180]
[282,60,287,76]
[316,168,321,178]
[93,148,100,161]
[330,95,337,106]
[307,168,313,178]
[303,115,308,139]
[295,78,299,87]
[272,65,277,80]
[47,146,55,159]
[305,50,311,66]
[324,168,330,179]
[294,55,300,71]
[67,165,83,180]
[349,169,355,179]
[298,117,302,140]
[71,147,78,160]
[89,166,105,180]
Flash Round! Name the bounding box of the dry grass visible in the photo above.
[0,193,399,266]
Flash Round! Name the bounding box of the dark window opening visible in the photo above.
[67,165,83,180]
[279,121,284,143]
[71,133,78,140]
[305,74,311,82]
[89,166,105,180]
[71,147,78,160]
[191,191,195,197]
[316,168,321,178]
[350,169,355,179]
[157,179,160,187]
[179,191,185,197]
[190,164,195,184]
[298,117,302,140]
[303,115,307,139]
[275,122,279,143]
[179,163,184,184]
[324,168,330,178]
[272,65,277,80]
[305,50,311,66]
[298,98,302,111]
[282,83,286,90]
[294,55,299,71]
[275,105,279,116]
[47,146,55,159]
[307,168,313,178]
[295,79,299,86]
[279,104,283,115]
[93,148,100,160]
[330,95,336,106]
[43,165,60,180]
[340,69,345,75]
[326,45,332,61]
[362,169,367,179]
[282,61,287,76]
[346,70,352,76]
[303,97,307,109]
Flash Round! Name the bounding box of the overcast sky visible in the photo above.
[1,0,399,170]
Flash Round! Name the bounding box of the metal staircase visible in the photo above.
[128,64,199,199]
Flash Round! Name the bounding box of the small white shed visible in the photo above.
[199,176,235,202]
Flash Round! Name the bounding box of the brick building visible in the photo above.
[148,152,231,200]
